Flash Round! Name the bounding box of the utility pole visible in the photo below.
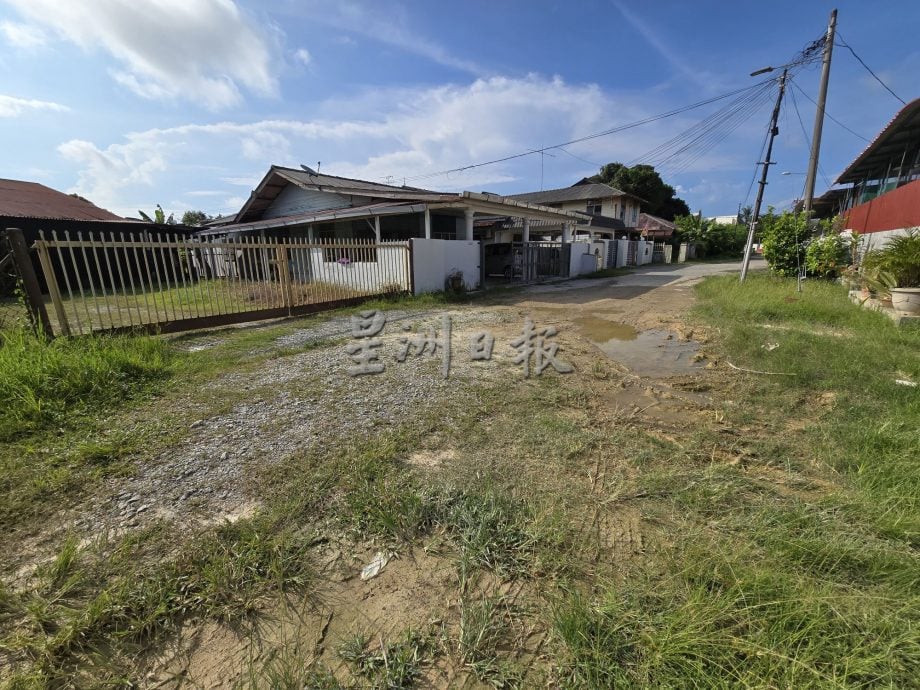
[740,69,788,283]
[802,8,837,214]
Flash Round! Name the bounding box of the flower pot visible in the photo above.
[891,287,920,316]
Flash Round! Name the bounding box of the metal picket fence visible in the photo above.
[26,231,411,336]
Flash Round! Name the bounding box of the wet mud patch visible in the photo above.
[576,319,706,376]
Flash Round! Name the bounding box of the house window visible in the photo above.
[619,204,625,221]
[318,226,378,263]
[586,199,602,215]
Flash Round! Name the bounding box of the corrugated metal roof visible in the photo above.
[0,178,122,221]
[636,213,676,230]
[835,98,920,184]
[200,201,426,235]
[274,165,438,195]
[506,183,635,205]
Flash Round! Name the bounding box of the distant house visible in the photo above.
[0,178,196,245]
[0,178,123,223]
[202,165,586,243]
[833,97,920,245]
[636,213,677,240]
[707,214,739,226]
[506,180,644,240]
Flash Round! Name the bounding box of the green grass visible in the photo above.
[5,272,918,686]
[581,267,633,279]
[1,515,316,686]
[551,273,920,687]
[0,327,176,442]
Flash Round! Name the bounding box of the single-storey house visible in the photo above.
[201,165,588,244]
[636,213,677,240]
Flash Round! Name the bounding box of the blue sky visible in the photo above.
[1,0,917,219]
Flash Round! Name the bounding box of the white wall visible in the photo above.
[616,239,629,267]
[411,238,480,294]
[288,245,409,292]
[637,240,654,265]
[568,241,592,277]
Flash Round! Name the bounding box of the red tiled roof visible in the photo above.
[0,178,122,221]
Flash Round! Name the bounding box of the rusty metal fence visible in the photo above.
[25,231,411,336]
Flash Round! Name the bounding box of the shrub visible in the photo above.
[760,211,811,277]
[805,233,849,279]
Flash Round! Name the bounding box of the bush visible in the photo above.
[760,211,811,277]
[805,233,849,279]
[0,328,175,440]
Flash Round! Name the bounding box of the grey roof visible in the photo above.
[236,166,451,223]
[506,183,638,205]
[835,98,920,184]
[273,165,439,195]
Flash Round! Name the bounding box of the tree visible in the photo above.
[138,204,175,224]
[181,210,210,226]
[590,163,690,220]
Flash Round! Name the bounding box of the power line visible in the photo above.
[836,31,906,105]
[788,80,870,142]
[787,85,834,190]
[386,78,778,186]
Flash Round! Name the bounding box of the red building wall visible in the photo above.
[844,178,920,233]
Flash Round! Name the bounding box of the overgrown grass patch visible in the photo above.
[0,327,176,442]
[554,534,919,688]
[694,273,919,540]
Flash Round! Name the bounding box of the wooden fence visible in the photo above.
[26,231,411,336]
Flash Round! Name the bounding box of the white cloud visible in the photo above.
[3,0,278,109]
[611,1,719,92]
[293,47,312,66]
[287,1,484,75]
[56,74,758,216]
[0,94,69,117]
[0,20,47,47]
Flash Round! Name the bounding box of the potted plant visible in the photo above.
[861,229,920,315]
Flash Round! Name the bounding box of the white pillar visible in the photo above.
[522,218,530,243]
[562,222,572,244]
[424,208,431,239]
[464,208,474,241]
[374,216,381,243]
[307,224,314,242]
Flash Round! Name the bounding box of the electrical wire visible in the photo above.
[386,78,778,186]
[787,84,834,190]
[789,80,870,142]
[630,80,775,175]
[836,31,906,105]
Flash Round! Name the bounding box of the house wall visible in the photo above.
[843,178,920,240]
[262,185,351,219]
[411,238,480,294]
[555,197,639,225]
[285,245,409,292]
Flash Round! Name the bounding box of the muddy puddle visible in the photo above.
[574,317,704,376]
